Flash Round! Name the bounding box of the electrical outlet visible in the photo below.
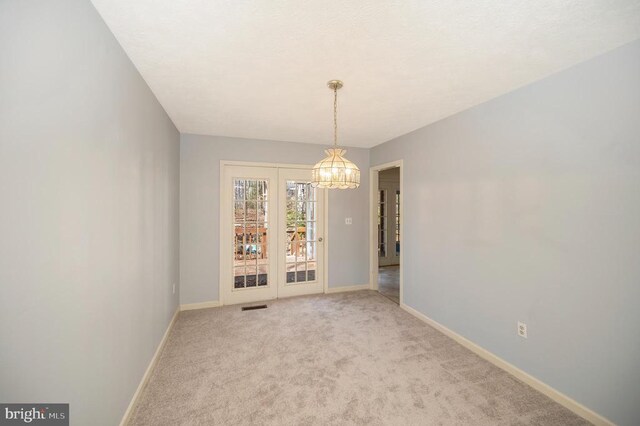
[517,321,527,339]
[172,283,176,295]
[345,217,352,225]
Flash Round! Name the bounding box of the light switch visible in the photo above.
[345,217,352,225]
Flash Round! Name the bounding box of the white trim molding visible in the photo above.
[180,300,222,311]
[119,307,180,426]
[400,303,614,426]
[325,284,370,294]
[219,160,315,169]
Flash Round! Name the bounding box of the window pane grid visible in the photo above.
[233,179,269,289]
[378,190,386,257]
[286,181,317,284]
[395,190,400,256]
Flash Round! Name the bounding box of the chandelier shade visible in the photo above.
[311,148,360,189]
[310,80,360,189]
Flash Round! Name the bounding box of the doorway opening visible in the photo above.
[370,161,403,305]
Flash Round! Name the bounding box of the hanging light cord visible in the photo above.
[333,86,338,147]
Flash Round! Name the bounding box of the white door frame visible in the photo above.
[369,160,404,306]
[219,160,329,305]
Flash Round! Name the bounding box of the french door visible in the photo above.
[221,165,325,305]
[378,186,400,267]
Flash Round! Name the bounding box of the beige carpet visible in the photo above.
[378,266,400,304]
[129,291,589,425]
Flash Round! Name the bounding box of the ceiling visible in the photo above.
[90,0,640,148]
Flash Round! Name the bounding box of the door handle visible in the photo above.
[318,237,323,242]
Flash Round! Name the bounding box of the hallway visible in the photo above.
[378,265,399,304]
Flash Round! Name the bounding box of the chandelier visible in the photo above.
[311,80,360,189]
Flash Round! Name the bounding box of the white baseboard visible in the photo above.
[325,284,370,294]
[400,303,613,426]
[180,300,222,311]
[181,287,371,308]
[119,307,180,426]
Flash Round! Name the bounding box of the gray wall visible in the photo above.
[0,1,180,425]
[371,39,640,425]
[180,134,369,305]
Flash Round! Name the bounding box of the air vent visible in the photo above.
[241,304,267,311]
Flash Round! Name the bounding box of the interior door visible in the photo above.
[221,166,279,305]
[277,168,325,298]
[379,184,400,267]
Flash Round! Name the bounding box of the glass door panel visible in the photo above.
[222,166,279,305]
[278,168,325,298]
[378,189,387,258]
[233,179,269,289]
[395,190,400,257]
[379,178,400,266]
[284,181,317,284]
